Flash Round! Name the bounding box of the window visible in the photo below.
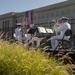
[61,10,65,16]
[46,14,50,18]
[73,8,75,13]
[15,20,17,23]
[33,16,36,20]
[2,20,9,32]
[42,14,45,19]
[3,21,5,31]
[55,12,60,17]
[66,9,71,15]
[16,18,22,23]
[38,16,40,19]
[51,13,54,17]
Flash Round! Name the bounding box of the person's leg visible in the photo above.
[50,35,62,49]
[22,37,27,41]
[25,34,32,40]
[55,40,59,48]
[32,37,40,47]
[36,38,40,47]
[51,38,56,49]
[17,36,23,43]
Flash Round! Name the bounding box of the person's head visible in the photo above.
[52,19,58,24]
[57,18,62,26]
[52,19,58,27]
[61,17,69,23]
[16,23,22,28]
[30,24,34,28]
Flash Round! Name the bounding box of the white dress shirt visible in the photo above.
[51,22,71,49]
[15,28,22,36]
[15,28,23,42]
[55,22,71,39]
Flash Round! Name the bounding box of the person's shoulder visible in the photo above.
[15,28,19,31]
[64,22,70,25]
[64,22,71,26]
[15,28,18,30]
[63,22,67,25]
[60,23,66,28]
[62,23,68,26]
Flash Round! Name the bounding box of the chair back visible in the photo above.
[64,29,72,36]
[62,29,73,39]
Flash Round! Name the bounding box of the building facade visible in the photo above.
[0,0,75,38]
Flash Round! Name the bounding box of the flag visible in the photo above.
[25,10,32,28]
[22,16,25,28]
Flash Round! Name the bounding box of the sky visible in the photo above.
[0,0,67,15]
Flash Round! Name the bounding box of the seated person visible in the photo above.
[14,23,27,43]
[53,19,60,35]
[27,24,40,47]
[50,17,71,50]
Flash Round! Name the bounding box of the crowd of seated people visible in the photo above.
[14,17,72,49]
[14,23,40,47]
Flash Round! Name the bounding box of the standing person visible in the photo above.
[50,17,71,50]
[15,23,27,43]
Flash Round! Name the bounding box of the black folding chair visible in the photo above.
[54,29,73,51]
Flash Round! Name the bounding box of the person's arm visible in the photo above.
[55,24,65,33]
[27,28,30,33]
[54,24,61,35]
[53,24,58,35]
[19,28,23,32]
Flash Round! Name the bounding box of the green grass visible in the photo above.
[0,40,71,75]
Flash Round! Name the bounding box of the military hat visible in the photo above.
[16,23,22,26]
[61,17,69,20]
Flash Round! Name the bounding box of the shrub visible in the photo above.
[0,40,70,75]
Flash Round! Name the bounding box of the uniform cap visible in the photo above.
[62,17,69,20]
[16,23,22,26]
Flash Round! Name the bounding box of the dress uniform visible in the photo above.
[51,17,71,50]
[15,23,27,42]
